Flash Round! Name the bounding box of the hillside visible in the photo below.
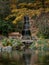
[0,0,49,38]
[5,0,49,24]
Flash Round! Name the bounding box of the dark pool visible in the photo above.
[0,50,49,65]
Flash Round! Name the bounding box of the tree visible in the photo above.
[0,19,14,37]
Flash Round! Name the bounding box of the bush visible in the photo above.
[2,38,22,47]
[29,39,49,51]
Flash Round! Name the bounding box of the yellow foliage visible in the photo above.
[11,9,19,13]
[18,3,27,6]
[5,14,16,20]
[28,3,34,7]
[5,8,43,22]
[5,1,49,24]
[13,14,24,24]
[18,3,27,8]
[34,3,37,6]
[11,4,16,9]
[45,0,49,3]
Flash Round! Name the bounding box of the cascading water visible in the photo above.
[22,16,32,65]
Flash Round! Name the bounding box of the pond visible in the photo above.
[0,50,49,65]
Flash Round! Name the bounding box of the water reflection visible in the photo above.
[23,48,32,65]
[0,50,49,65]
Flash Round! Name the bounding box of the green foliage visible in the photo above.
[37,31,49,39]
[2,38,22,47]
[29,39,49,51]
[0,18,23,36]
[0,19,13,36]
[2,38,8,46]
[16,21,23,33]
[29,41,36,49]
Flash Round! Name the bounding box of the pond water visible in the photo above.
[0,50,49,65]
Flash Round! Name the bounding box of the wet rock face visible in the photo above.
[2,46,12,53]
[22,16,31,40]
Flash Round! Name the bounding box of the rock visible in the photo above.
[2,46,12,53]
